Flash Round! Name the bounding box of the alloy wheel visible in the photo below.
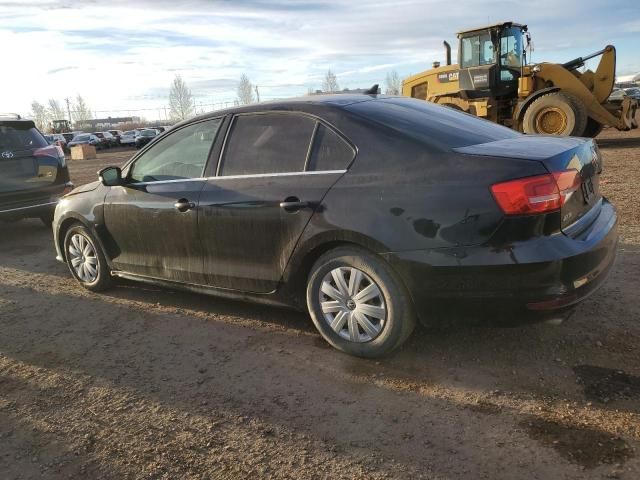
[68,233,99,283]
[319,267,387,343]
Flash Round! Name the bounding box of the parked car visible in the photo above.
[119,130,137,146]
[44,133,69,152]
[135,128,157,148]
[623,87,640,100]
[108,130,123,144]
[608,87,640,104]
[101,131,118,147]
[92,132,112,149]
[52,95,618,358]
[1,114,73,226]
[62,133,75,144]
[68,133,102,150]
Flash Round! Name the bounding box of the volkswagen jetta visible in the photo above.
[52,95,618,357]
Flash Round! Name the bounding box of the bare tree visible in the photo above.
[169,74,195,120]
[237,74,254,105]
[30,101,49,132]
[48,99,66,120]
[72,95,93,128]
[384,70,401,95]
[322,70,339,93]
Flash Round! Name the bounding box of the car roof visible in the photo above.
[171,93,385,130]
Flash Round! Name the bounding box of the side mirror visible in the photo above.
[98,166,123,187]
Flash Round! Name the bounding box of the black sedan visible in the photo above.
[68,133,102,150]
[52,95,618,358]
[135,129,158,148]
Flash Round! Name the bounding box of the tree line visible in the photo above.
[30,70,403,129]
[167,69,403,121]
[30,95,92,132]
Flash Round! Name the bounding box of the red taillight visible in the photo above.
[34,145,64,158]
[491,169,581,215]
[34,145,66,166]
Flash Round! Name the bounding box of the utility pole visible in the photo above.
[254,85,260,103]
[65,97,72,123]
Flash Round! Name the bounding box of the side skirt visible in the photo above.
[110,270,297,310]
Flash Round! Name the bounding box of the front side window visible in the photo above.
[220,113,316,176]
[130,118,221,182]
[460,33,494,68]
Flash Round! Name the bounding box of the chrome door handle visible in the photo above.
[280,197,309,212]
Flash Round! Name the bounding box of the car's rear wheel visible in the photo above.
[306,247,415,358]
[64,224,112,291]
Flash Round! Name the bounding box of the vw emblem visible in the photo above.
[1,151,14,159]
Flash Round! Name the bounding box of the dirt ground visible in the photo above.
[0,128,639,479]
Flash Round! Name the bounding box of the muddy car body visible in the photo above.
[52,95,618,357]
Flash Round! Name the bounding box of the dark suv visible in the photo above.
[0,114,73,226]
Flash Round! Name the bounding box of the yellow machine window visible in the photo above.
[411,82,428,100]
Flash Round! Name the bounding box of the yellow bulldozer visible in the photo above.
[402,21,638,137]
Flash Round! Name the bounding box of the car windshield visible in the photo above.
[74,134,90,141]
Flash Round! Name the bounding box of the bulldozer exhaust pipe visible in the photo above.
[443,41,452,66]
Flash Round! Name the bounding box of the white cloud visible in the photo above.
[0,0,638,120]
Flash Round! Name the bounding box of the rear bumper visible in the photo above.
[383,199,618,326]
[0,182,74,220]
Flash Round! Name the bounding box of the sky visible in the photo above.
[1,0,639,121]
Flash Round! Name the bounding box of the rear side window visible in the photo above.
[0,123,48,151]
[220,113,316,176]
[307,124,355,171]
[346,97,520,149]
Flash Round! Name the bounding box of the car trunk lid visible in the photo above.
[453,135,602,234]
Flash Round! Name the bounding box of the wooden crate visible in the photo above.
[70,144,97,160]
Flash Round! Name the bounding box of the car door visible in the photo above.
[198,112,355,293]
[103,117,223,283]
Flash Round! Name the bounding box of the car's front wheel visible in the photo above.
[306,247,415,358]
[64,224,112,291]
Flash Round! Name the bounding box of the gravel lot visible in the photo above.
[1,128,639,479]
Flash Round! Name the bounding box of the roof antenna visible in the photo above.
[364,84,379,95]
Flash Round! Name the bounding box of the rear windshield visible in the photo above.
[345,97,520,149]
[0,122,48,151]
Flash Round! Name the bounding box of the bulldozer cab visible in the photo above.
[457,22,526,98]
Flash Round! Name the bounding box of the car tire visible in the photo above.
[306,247,415,358]
[64,224,113,292]
[522,92,587,136]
